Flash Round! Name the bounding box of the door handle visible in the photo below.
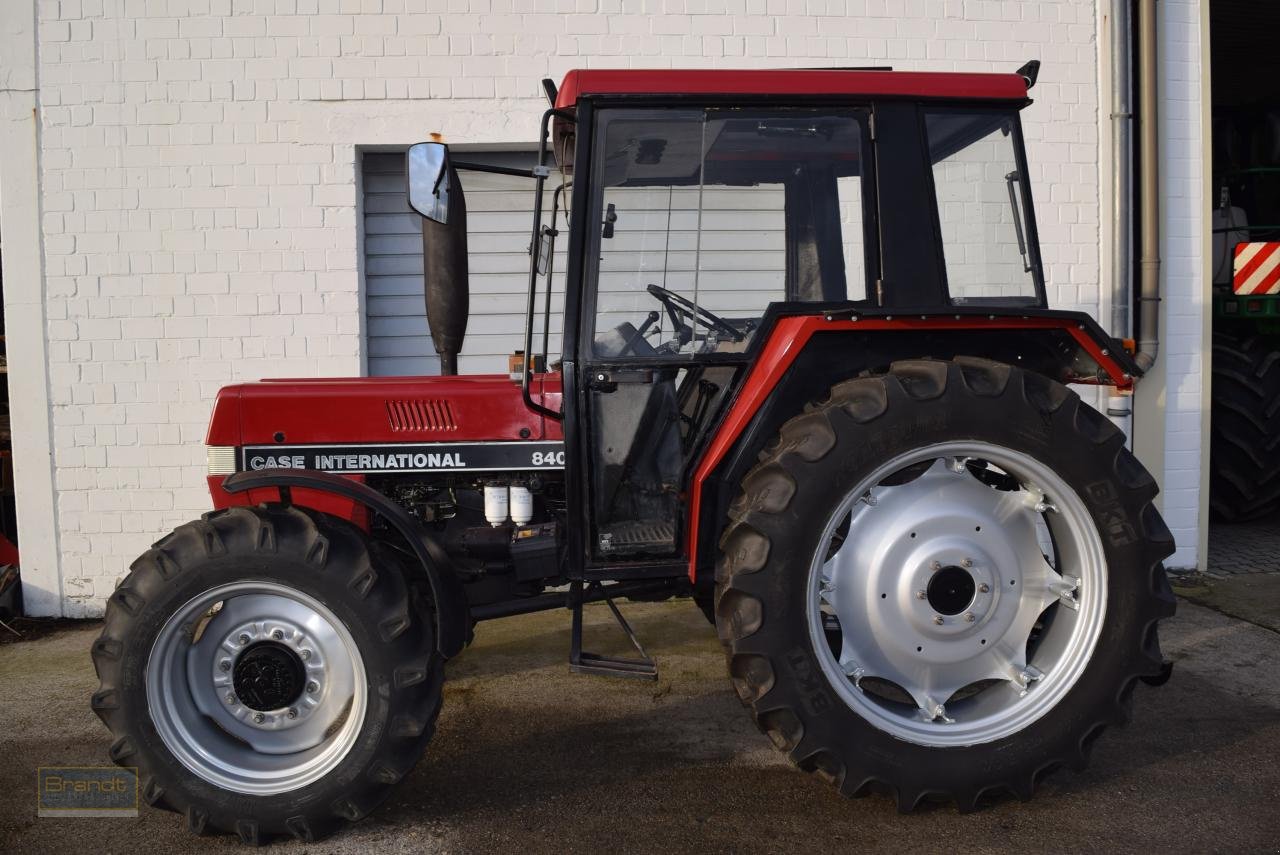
[586,369,654,392]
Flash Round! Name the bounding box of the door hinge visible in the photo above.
[875,278,884,306]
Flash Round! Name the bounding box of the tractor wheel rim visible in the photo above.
[805,441,1107,747]
[146,580,367,795]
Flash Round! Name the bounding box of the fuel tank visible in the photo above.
[206,373,564,447]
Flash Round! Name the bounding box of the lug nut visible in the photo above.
[915,590,927,600]
[962,557,974,568]
[964,612,976,623]
[271,629,284,640]
[300,649,312,661]
[225,693,236,704]
[930,561,942,571]
[219,659,231,672]
[238,633,251,645]
[934,615,944,625]
[287,708,298,719]
[306,681,319,694]
[978,583,990,593]
[253,713,265,724]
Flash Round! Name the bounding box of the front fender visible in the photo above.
[221,469,468,659]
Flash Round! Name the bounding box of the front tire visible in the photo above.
[91,505,443,844]
[715,358,1175,810]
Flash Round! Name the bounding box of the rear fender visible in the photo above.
[686,311,1138,583]
[220,469,468,659]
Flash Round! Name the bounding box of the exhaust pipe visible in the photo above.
[421,161,469,376]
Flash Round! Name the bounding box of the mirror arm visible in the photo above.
[452,161,539,179]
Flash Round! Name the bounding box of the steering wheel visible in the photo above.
[645,283,744,344]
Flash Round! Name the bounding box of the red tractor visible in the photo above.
[91,65,1175,843]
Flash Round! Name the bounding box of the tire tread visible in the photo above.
[715,359,1175,811]
[90,504,444,844]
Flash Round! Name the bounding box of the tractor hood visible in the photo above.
[206,373,564,448]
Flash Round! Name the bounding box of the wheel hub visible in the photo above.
[208,611,329,732]
[927,565,976,615]
[233,642,305,712]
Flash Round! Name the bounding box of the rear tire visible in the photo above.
[91,505,443,844]
[715,358,1175,810]
[1210,330,1280,521]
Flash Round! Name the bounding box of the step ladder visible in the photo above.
[568,579,658,680]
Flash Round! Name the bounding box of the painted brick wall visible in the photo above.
[23,0,1197,615]
[1156,0,1206,569]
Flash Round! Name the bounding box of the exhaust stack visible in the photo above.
[420,161,469,376]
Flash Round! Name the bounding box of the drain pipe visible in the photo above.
[1133,0,1161,373]
[1107,0,1135,435]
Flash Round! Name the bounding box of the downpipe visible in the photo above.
[1110,0,1134,345]
[1108,0,1160,438]
[1108,0,1135,438]
[1133,0,1161,373]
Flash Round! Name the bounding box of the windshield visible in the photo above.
[586,107,872,359]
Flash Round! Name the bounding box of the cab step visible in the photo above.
[568,579,658,680]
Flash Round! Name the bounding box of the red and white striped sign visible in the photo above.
[1234,242,1280,295]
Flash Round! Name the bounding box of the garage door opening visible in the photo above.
[1207,0,1280,573]
[360,148,565,377]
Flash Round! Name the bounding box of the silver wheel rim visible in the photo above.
[146,581,367,795]
[805,441,1107,747]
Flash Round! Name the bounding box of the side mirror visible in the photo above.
[407,141,451,224]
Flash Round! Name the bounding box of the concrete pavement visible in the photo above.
[1,597,1277,854]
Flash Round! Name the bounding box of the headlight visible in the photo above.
[206,446,237,476]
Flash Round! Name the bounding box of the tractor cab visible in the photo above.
[406,66,1096,572]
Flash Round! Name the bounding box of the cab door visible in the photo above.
[573,105,875,570]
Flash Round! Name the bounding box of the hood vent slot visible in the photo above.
[386,399,458,432]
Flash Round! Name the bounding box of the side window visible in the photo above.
[595,177,786,357]
[590,109,869,358]
[925,112,1040,305]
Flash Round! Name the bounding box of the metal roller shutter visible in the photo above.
[361,149,560,376]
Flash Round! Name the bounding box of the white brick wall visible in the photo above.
[4,0,1203,615]
[1156,0,1207,569]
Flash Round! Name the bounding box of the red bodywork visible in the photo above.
[552,68,1030,169]
[206,374,563,523]
[554,68,1029,109]
[684,315,1134,580]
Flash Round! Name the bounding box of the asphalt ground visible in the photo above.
[1,589,1278,854]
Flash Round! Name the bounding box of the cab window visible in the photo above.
[588,108,872,359]
[925,110,1045,306]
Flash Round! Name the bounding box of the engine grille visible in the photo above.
[385,399,458,432]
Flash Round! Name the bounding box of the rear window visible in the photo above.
[925,111,1044,307]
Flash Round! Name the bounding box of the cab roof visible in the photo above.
[554,68,1029,109]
